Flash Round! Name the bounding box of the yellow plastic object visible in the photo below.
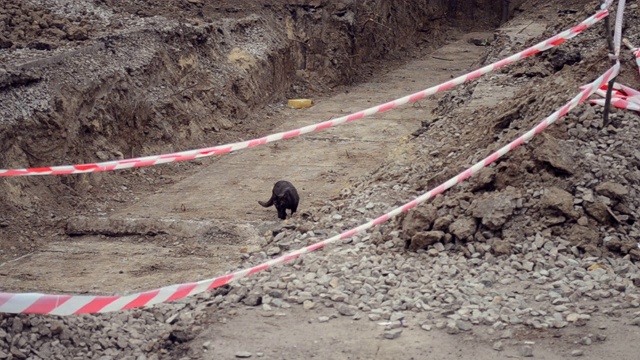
[587,264,604,271]
[287,99,313,109]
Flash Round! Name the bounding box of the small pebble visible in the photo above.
[384,328,403,340]
[519,345,534,357]
[579,336,592,346]
[571,349,584,357]
[456,320,473,331]
[492,341,504,351]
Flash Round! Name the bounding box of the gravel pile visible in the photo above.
[0,294,225,360]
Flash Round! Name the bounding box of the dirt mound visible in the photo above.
[379,1,640,262]
[0,0,95,51]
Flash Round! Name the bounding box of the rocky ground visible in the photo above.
[2,0,640,359]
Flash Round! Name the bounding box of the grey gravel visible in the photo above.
[456,320,473,331]
[492,341,504,351]
[266,247,281,256]
[579,337,592,346]
[303,300,315,310]
[336,304,358,317]
[383,328,403,340]
[519,345,534,357]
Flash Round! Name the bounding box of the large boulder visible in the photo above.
[539,187,578,220]
[401,204,438,239]
[449,217,477,241]
[471,189,518,230]
[409,231,446,251]
[595,182,628,202]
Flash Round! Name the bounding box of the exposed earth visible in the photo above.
[2,0,640,359]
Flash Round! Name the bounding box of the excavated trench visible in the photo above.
[5,2,640,359]
[0,1,521,262]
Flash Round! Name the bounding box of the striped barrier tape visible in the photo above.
[591,98,640,111]
[0,9,609,177]
[612,83,639,96]
[602,0,615,10]
[587,81,640,113]
[588,1,637,112]
[0,64,619,315]
[613,0,626,56]
[584,83,639,99]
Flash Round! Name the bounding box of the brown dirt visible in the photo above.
[2,0,640,359]
[0,0,506,263]
[0,30,491,294]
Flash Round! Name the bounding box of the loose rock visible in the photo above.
[383,329,403,340]
[471,190,517,230]
[519,345,534,357]
[336,304,358,317]
[492,341,504,351]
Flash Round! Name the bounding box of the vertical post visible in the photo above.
[602,15,615,127]
[501,0,511,25]
[604,15,614,51]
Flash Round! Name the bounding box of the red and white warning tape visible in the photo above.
[0,64,619,315]
[622,38,640,75]
[589,82,640,98]
[632,47,640,72]
[588,43,640,113]
[591,98,640,111]
[0,9,609,177]
[602,0,616,10]
[589,2,636,112]
[613,0,626,57]
[589,80,640,112]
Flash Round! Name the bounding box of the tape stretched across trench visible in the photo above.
[0,63,620,315]
[0,8,609,177]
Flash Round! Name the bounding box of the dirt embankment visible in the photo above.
[391,0,640,262]
[0,0,521,261]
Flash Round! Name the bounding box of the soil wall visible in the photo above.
[0,0,522,257]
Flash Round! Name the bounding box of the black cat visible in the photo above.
[259,180,299,220]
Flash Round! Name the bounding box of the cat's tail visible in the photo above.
[258,196,274,208]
